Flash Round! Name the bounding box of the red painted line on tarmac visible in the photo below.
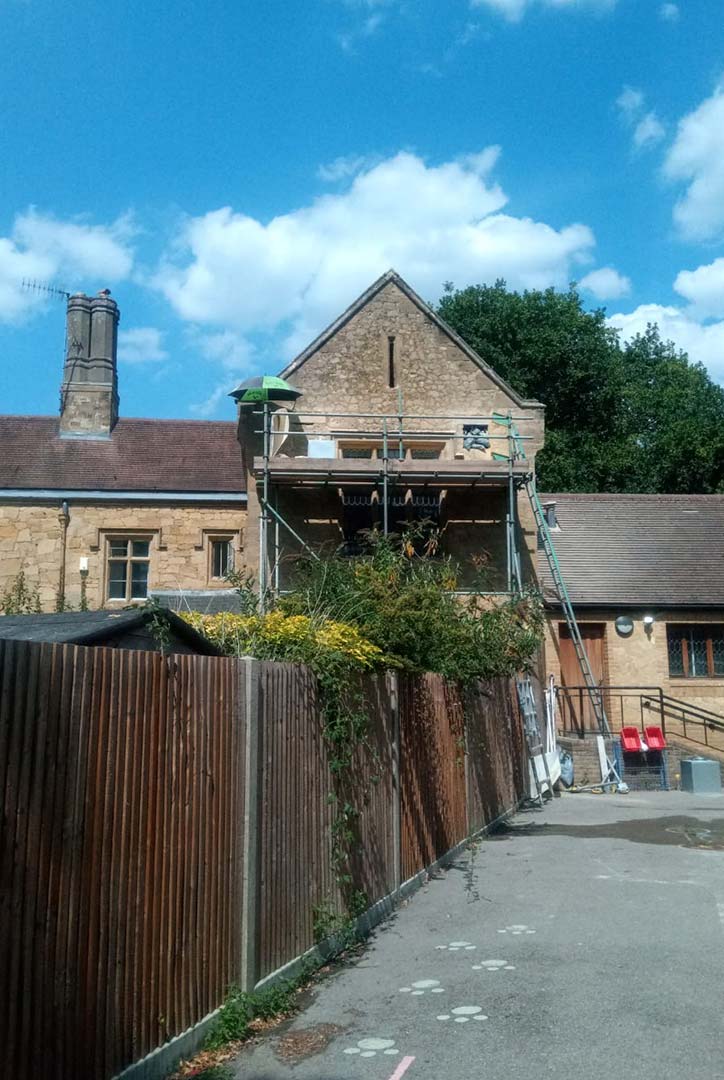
[387,1055,415,1080]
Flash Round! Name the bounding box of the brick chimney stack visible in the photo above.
[59,290,120,437]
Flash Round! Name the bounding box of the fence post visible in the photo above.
[240,659,262,993]
[388,671,402,894]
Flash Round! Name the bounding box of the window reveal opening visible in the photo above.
[388,335,396,388]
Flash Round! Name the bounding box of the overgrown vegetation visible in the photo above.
[279,529,543,684]
[0,570,41,614]
[204,974,310,1051]
[437,280,724,493]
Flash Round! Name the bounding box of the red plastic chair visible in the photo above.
[644,725,666,750]
[620,726,643,753]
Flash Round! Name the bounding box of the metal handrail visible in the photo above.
[556,684,724,750]
[652,692,724,729]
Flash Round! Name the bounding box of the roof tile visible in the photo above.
[538,493,724,607]
[0,416,245,493]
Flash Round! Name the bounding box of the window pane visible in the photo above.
[132,540,150,558]
[689,630,708,677]
[342,447,373,459]
[130,561,148,599]
[411,448,440,460]
[712,633,724,676]
[211,540,232,578]
[109,539,128,557]
[108,560,127,600]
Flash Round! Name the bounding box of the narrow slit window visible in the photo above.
[388,336,396,388]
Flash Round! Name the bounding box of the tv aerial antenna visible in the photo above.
[21,279,71,301]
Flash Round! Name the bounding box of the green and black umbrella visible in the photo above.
[228,375,302,403]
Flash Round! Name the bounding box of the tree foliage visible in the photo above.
[281,530,543,684]
[437,280,724,493]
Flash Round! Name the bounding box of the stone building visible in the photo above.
[236,270,545,594]
[0,291,246,612]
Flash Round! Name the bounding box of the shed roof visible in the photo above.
[0,416,245,495]
[538,493,724,608]
[0,608,221,653]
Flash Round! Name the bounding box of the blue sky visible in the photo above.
[1,0,724,420]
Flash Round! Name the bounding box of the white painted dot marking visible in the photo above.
[452,1006,482,1015]
[412,980,440,989]
[359,1038,396,1050]
[361,1050,376,1057]
[344,1047,361,1055]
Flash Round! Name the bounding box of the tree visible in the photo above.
[620,327,724,493]
[437,281,724,493]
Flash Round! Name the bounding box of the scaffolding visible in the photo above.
[253,404,533,600]
[251,402,610,740]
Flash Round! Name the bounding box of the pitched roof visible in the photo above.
[0,609,221,653]
[0,416,246,494]
[538,493,724,608]
[279,269,544,411]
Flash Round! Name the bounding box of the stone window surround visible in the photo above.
[103,530,156,604]
[193,528,243,585]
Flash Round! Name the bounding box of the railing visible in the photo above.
[254,407,538,468]
[556,685,664,739]
[557,684,724,751]
[646,692,724,750]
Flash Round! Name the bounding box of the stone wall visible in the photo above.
[240,279,545,582]
[0,500,247,611]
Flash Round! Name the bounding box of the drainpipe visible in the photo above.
[57,500,70,611]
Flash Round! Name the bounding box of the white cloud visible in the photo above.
[659,2,679,21]
[471,0,616,23]
[616,88,665,152]
[616,85,644,116]
[317,155,375,182]
[189,330,257,416]
[155,149,595,364]
[117,327,168,365]
[579,266,631,300]
[674,258,724,319]
[633,111,665,149]
[609,304,724,382]
[664,83,724,241]
[0,209,135,322]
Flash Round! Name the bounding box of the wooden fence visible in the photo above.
[0,639,527,1080]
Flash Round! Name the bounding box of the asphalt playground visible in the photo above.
[230,790,724,1080]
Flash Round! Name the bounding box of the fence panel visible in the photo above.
[0,640,245,1080]
[465,679,522,832]
[257,662,337,978]
[399,674,468,882]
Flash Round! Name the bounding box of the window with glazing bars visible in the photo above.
[107,538,150,601]
[210,538,234,579]
[666,624,724,677]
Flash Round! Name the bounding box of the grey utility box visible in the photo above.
[680,757,722,794]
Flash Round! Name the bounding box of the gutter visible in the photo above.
[0,489,247,503]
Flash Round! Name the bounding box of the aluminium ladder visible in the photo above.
[508,423,610,737]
